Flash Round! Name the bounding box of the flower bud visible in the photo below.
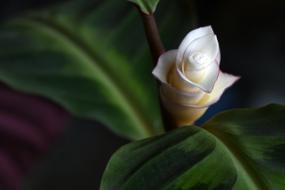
[153,26,240,126]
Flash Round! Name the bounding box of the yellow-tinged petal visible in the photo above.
[161,93,208,126]
[197,72,240,106]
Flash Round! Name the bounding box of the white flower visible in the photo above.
[153,26,240,126]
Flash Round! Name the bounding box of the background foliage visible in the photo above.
[0,0,168,140]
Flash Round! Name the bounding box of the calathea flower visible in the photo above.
[153,26,240,126]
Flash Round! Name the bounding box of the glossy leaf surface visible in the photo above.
[101,104,285,189]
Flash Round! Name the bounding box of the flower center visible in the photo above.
[188,52,211,70]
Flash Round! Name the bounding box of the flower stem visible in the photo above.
[137,8,177,132]
[138,11,164,62]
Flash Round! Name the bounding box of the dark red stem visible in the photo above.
[139,11,165,63]
[137,8,177,132]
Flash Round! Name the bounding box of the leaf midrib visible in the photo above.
[10,17,154,139]
[140,0,153,13]
[129,0,155,14]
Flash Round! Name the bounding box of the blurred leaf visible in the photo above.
[101,104,285,189]
[0,0,196,139]
[128,0,159,14]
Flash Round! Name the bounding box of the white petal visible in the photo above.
[183,34,220,64]
[177,26,214,64]
[177,60,220,93]
[152,50,177,83]
[163,72,240,109]
[199,72,240,106]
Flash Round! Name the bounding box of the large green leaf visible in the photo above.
[0,0,196,139]
[101,104,285,189]
[128,0,160,14]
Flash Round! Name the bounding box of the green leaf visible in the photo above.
[0,0,159,140]
[128,0,160,14]
[0,0,196,140]
[101,104,285,189]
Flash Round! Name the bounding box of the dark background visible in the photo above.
[0,0,285,189]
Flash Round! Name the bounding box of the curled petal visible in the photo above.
[197,72,240,107]
[153,50,209,125]
[160,72,239,126]
[176,26,221,92]
[177,26,214,64]
[152,50,177,84]
[153,50,204,104]
[182,34,219,66]
[168,61,203,94]
[177,61,220,93]
[161,84,204,106]
[161,93,208,126]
